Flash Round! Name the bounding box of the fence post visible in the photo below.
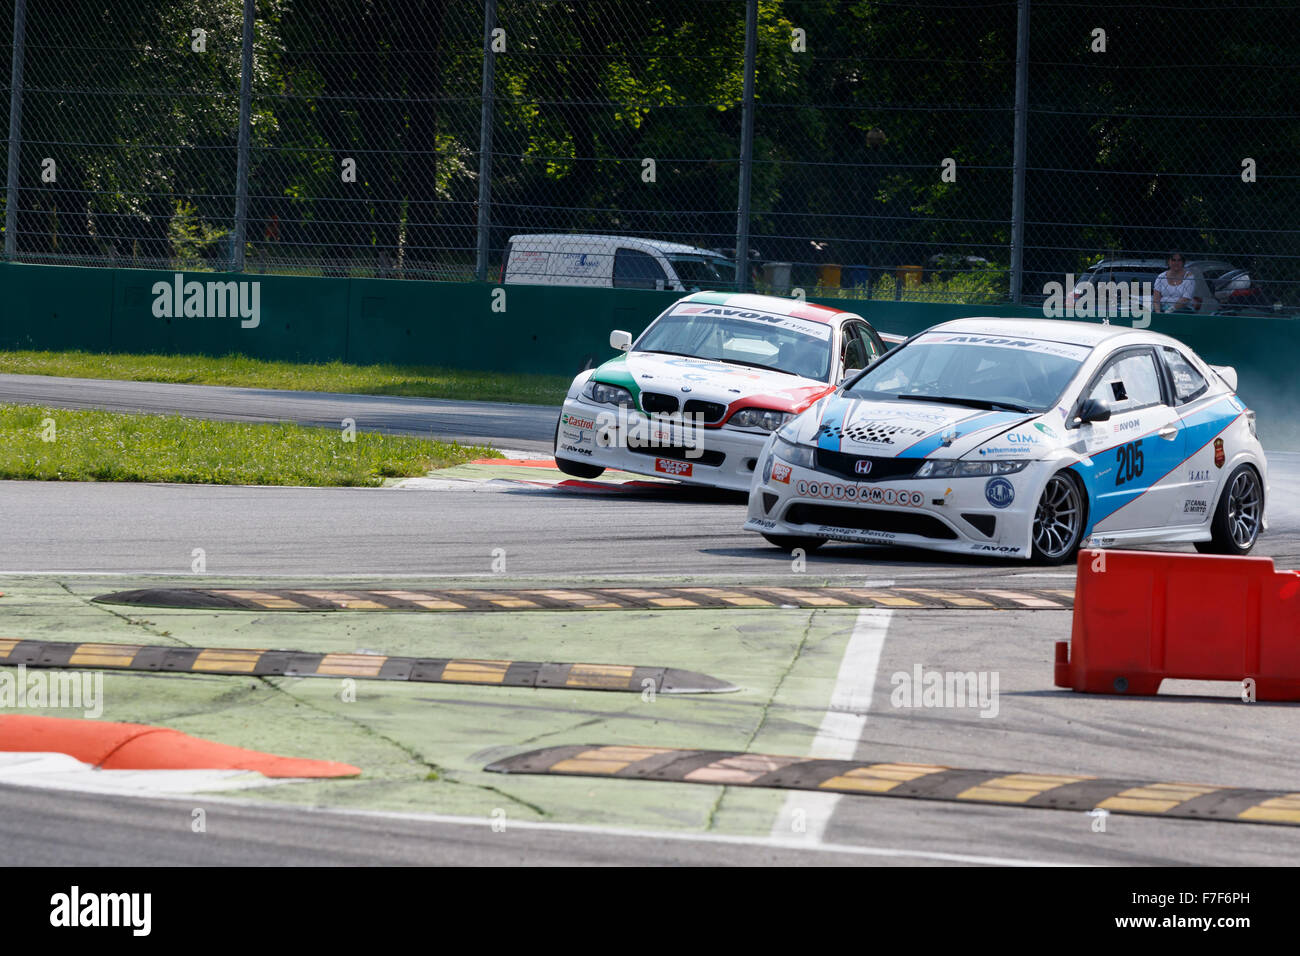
[4,0,27,260]
[475,0,497,282]
[734,0,757,293]
[1009,0,1029,305]
[232,0,254,272]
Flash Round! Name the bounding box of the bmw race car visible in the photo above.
[554,292,894,491]
[746,318,1266,563]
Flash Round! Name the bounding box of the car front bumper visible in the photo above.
[744,445,1052,559]
[555,398,772,492]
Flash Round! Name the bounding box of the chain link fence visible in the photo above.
[2,0,1297,311]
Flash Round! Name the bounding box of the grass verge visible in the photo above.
[0,350,571,406]
[0,404,498,486]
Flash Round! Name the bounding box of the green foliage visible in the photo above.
[14,1,1300,293]
[168,200,229,270]
[0,403,496,486]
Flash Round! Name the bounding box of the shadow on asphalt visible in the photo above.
[700,543,1027,569]
[505,484,748,504]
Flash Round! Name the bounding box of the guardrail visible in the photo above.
[1,262,1295,447]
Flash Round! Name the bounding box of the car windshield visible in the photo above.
[845,331,1091,412]
[636,308,832,381]
[668,256,736,290]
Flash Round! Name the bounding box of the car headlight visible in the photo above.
[772,434,816,468]
[729,408,794,431]
[914,459,1030,478]
[582,380,635,407]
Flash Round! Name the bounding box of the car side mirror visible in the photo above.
[1074,397,1111,426]
[840,367,863,384]
[609,330,633,352]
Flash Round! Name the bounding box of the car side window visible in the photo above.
[1160,346,1209,404]
[613,249,668,290]
[1087,351,1164,414]
[841,324,870,370]
[856,324,883,362]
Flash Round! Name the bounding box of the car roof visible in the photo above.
[675,291,857,325]
[1086,258,1232,270]
[507,233,721,257]
[928,316,1195,351]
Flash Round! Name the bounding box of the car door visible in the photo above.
[612,248,669,291]
[1077,347,1186,534]
[556,242,611,287]
[837,321,884,379]
[1158,345,1219,526]
[838,322,870,380]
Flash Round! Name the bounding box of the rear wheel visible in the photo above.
[1196,463,1263,555]
[762,534,827,554]
[1030,471,1085,565]
[553,418,605,479]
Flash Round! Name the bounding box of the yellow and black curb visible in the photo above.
[93,585,1074,612]
[485,745,1300,827]
[0,640,736,694]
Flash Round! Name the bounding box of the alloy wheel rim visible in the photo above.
[1033,475,1082,559]
[1227,469,1262,549]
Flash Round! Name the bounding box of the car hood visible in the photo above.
[789,393,1057,459]
[591,352,834,417]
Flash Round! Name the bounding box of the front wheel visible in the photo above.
[762,533,827,554]
[1195,463,1263,555]
[1030,471,1086,565]
[553,418,605,479]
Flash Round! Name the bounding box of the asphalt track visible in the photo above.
[3,375,1300,866]
[0,372,558,452]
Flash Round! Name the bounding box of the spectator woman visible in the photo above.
[1153,252,1196,312]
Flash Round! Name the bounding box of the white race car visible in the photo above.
[554,292,892,491]
[746,318,1267,563]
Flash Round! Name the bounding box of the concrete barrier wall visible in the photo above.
[2,261,1296,444]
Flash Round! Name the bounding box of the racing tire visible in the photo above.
[762,533,827,554]
[1030,470,1086,566]
[553,418,605,479]
[1195,463,1263,556]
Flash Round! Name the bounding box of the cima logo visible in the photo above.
[151,273,261,328]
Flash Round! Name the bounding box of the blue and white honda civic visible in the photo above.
[745,318,1266,564]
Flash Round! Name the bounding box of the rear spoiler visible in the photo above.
[880,332,906,346]
[1211,365,1238,391]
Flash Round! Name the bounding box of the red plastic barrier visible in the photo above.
[1056,549,1300,700]
[0,715,361,777]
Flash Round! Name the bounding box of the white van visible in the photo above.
[501,234,738,291]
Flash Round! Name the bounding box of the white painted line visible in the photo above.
[0,752,285,794]
[771,592,894,844]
